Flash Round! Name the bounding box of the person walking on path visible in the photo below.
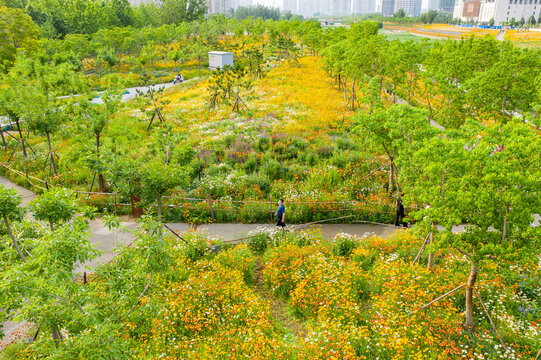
[395,195,407,228]
[276,199,286,228]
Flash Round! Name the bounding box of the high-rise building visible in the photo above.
[283,0,298,13]
[395,0,422,17]
[427,0,439,11]
[381,0,396,16]
[208,0,252,13]
[352,0,376,14]
[438,0,456,13]
[454,0,540,25]
[331,0,352,16]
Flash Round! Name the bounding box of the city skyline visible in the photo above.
[253,0,432,10]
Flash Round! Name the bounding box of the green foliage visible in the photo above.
[29,188,78,229]
[0,6,39,70]
[0,185,23,221]
[247,230,270,255]
[331,233,359,258]
[232,5,281,21]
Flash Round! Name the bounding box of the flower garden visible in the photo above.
[10,226,537,359]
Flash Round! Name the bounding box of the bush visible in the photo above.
[173,144,195,165]
[262,158,288,180]
[317,145,334,158]
[331,233,360,258]
[305,152,318,166]
[243,157,259,173]
[247,231,270,254]
[245,172,271,193]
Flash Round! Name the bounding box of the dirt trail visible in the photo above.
[253,258,307,340]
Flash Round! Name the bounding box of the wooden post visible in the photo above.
[343,201,347,215]
[114,194,118,214]
[427,222,435,269]
[465,264,478,330]
[83,272,87,285]
[208,195,215,221]
[474,289,508,352]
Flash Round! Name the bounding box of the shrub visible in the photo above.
[331,233,360,258]
[305,152,318,166]
[245,172,271,193]
[262,158,288,180]
[247,230,270,254]
[243,157,259,173]
[172,144,195,165]
[317,145,334,158]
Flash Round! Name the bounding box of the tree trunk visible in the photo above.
[98,174,105,193]
[157,196,162,223]
[50,221,54,232]
[51,324,63,347]
[0,130,6,149]
[427,253,435,268]
[388,161,394,194]
[46,132,57,176]
[4,215,26,262]
[465,264,478,330]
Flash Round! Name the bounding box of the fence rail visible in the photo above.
[0,163,418,223]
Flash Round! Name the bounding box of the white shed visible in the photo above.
[208,51,234,70]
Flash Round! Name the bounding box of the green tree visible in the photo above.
[402,119,541,329]
[29,188,78,231]
[394,8,406,18]
[76,83,123,193]
[191,40,209,77]
[0,185,26,262]
[0,218,98,346]
[354,103,438,194]
[22,59,76,176]
[141,162,186,222]
[159,0,207,24]
[0,6,39,70]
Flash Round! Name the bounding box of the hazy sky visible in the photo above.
[253,0,431,10]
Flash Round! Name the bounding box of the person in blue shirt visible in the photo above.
[276,199,286,228]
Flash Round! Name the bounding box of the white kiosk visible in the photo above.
[208,51,234,70]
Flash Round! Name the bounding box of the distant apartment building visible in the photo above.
[381,0,396,15]
[331,0,352,16]
[283,0,298,13]
[438,0,456,13]
[453,0,540,24]
[295,0,358,17]
[395,0,422,16]
[352,0,376,14]
[208,0,252,13]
